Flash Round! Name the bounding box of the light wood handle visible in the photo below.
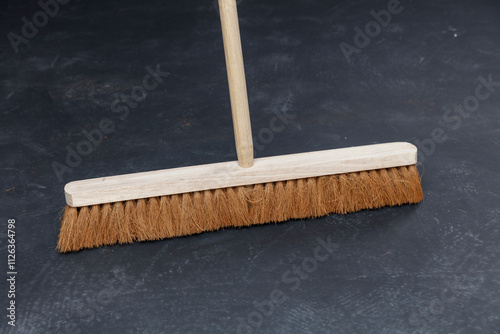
[219,0,254,168]
[65,142,418,207]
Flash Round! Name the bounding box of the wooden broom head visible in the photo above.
[57,143,423,253]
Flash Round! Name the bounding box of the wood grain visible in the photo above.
[65,142,418,207]
[219,0,254,168]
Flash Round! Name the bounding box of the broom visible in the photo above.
[57,0,423,253]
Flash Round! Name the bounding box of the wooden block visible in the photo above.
[65,142,418,207]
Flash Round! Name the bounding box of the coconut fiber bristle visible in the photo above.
[57,165,423,252]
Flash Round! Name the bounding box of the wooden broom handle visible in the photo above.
[219,0,254,168]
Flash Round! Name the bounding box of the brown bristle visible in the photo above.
[134,199,150,241]
[179,192,196,236]
[57,165,424,253]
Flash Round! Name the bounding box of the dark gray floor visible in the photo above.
[1,0,499,333]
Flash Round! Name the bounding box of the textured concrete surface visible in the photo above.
[1,0,499,333]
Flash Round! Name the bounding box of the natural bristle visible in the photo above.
[57,165,423,253]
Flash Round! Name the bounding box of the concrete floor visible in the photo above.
[1,0,499,333]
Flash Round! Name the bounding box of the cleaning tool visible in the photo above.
[57,0,423,252]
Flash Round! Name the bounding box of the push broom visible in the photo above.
[57,0,423,252]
